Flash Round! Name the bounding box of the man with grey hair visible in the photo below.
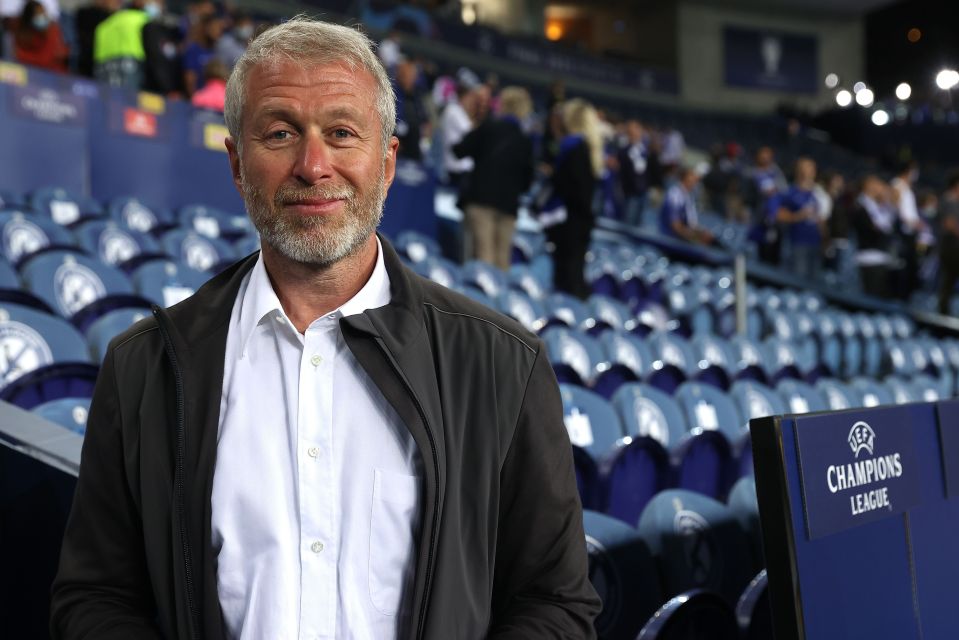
[51,16,599,640]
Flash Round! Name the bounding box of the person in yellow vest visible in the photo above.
[92,0,161,89]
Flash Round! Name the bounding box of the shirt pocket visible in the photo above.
[369,468,419,616]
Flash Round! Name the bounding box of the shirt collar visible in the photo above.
[237,237,391,356]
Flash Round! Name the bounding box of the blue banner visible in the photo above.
[723,26,817,93]
[793,406,921,540]
[9,85,85,125]
[937,399,959,498]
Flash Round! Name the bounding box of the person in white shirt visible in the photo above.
[438,71,478,190]
[51,17,600,640]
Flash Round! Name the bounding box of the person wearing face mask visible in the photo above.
[93,0,162,89]
[13,0,68,72]
[215,11,253,70]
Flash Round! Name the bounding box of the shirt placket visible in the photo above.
[297,316,338,639]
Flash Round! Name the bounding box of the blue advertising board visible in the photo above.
[751,401,959,640]
[724,26,818,93]
[938,399,959,499]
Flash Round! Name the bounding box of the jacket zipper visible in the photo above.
[153,307,201,640]
[373,337,439,640]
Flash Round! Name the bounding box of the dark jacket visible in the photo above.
[50,237,600,639]
[553,139,596,232]
[453,117,534,215]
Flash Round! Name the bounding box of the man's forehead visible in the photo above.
[242,58,378,109]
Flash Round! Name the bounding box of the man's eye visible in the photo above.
[269,130,291,140]
[333,129,353,139]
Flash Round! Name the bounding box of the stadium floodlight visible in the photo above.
[856,88,875,107]
[853,81,867,94]
[871,110,890,126]
[825,73,839,89]
[895,82,912,101]
[936,69,959,90]
[836,90,853,107]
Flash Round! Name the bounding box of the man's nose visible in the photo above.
[293,131,334,185]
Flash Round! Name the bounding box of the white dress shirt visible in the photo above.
[212,239,422,640]
[440,99,474,175]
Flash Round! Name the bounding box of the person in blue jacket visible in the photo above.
[771,157,823,282]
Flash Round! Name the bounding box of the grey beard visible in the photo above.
[241,167,386,268]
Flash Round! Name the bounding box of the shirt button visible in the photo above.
[311,540,324,553]
[310,354,322,366]
[307,446,319,458]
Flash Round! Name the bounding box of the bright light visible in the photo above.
[936,69,959,90]
[461,4,476,24]
[836,90,853,107]
[853,81,867,94]
[824,73,839,88]
[856,88,875,107]
[907,27,921,43]
[545,21,563,41]
[871,110,890,126]
[895,82,912,100]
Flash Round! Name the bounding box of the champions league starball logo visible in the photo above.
[848,421,876,458]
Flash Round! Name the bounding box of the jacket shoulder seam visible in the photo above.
[422,302,536,354]
[114,325,158,350]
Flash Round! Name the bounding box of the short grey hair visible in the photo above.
[224,16,396,153]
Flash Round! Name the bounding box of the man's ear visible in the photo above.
[382,135,400,190]
[225,137,243,194]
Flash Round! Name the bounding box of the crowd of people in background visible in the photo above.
[1,1,959,313]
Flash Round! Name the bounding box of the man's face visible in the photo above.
[757,147,772,167]
[226,59,398,267]
[626,120,643,142]
[796,159,816,184]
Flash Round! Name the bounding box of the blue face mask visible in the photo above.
[32,14,49,30]
[144,2,160,18]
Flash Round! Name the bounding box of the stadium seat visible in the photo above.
[585,255,622,299]
[573,445,603,512]
[594,331,650,398]
[558,384,626,461]
[31,397,91,435]
[233,234,261,258]
[849,377,894,408]
[689,334,736,390]
[727,477,762,571]
[631,299,673,337]
[73,220,165,269]
[18,250,152,331]
[815,378,858,410]
[543,327,602,387]
[637,489,755,605]
[160,229,237,273]
[29,186,104,226]
[131,259,210,308]
[775,379,828,414]
[673,382,739,497]
[85,307,152,362]
[0,209,77,265]
[178,204,251,240]
[584,510,663,640]
[735,570,773,640]
[726,335,769,383]
[454,285,495,309]
[543,291,591,330]
[495,289,545,332]
[507,265,549,300]
[883,376,919,404]
[646,331,696,393]
[460,260,506,297]
[107,196,176,234]
[586,294,635,335]
[612,383,688,451]
[637,590,740,640]
[0,188,25,209]
[762,337,803,382]
[911,374,944,402]
[394,230,440,263]
[0,303,98,409]
[411,255,461,289]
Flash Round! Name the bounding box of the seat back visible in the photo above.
[736,571,773,640]
[160,229,236,273]
[730,381,787,428]
[85,307,152,362]
[611,383,687,451]
[30,186,103,226]
[495,290,545,332]
[31,397,91,434]
[543,327,602,386]
[637,590,740,640]
[587,294,633,333]
[0,210,76,265]
[461,259,506,297]
[849,377,894,408]
[131,259,210,308]
[73,220,161,268]
[584,510,663,640]
[108,196,175,233]
[638,489,754,604]
[559,384,625,460]
[675,382,743,443]
[815,378,858,410]
[775,379,828,414]
[19,250,134,319]
[0,303,90,391]
[394,230,441,263]
[178,204,251,240]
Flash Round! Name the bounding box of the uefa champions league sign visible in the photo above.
[794,406,921,540]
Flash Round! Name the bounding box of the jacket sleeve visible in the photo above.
[488,344,601,639]
[452,122,481,160]
[553,144,596,219]
[49,341,162,639]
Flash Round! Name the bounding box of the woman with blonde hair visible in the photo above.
[546,97,603,298]
[453,86,535,269]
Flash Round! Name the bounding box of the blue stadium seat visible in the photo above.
[573,445,603,511]
[727,477,762,571]
[0,188,25,209]
[730,381,787,425]
[394,230,440,263]
[584,510,663,640]
[107,196,176,234]
[73,220,164,269]
[775,379,828,414]
[0,257,19,289]
[883,376,919,404]
[542,327,602,387]
[735,571,773,640]
[460,260,506,297]
[646,331,696,393]
[178,204,251,240]
[160,229,237,273]
[815,378,858,410]
[0,209,77,265]
[814,312,843,378]
[600,434,671,529]
[411,255,461,289]
[559,384,626,461]
[595,331,650,399]
[454,286,495,309]
[131,259,210,308]
[495,289,545,332]
[637,489,755,605]
[727,335,769,384]
[631,299,673,337]
[762,337,802,382]
[233,234,261,258]
[849,377,894,408]
[31,397,91,435]
[0,303,97,409]
[689,334,736,390]
[29,186,104,226]
[673,382,739,498]
[637,590,740,640]
[585,255,621,299]
[85,307,152,362]
[612,383,688,451]
[911,374,944,402]
[665,285,714,337]
[586,294,635,335]
[835,312,863,378]
[18,250,151,331]
[543,291,591,330]
[507,264,549,301]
